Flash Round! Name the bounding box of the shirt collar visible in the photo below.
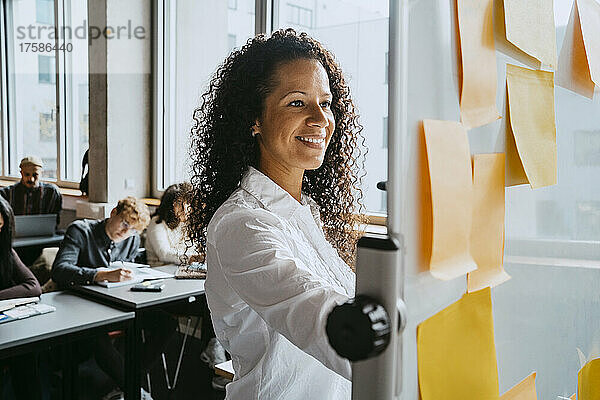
[240,166,316,220]
[93,219,113,248]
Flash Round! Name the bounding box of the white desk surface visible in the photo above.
[0,291,134,351]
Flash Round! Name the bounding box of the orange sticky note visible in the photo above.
[557,0,600,99]
[578,358,600,400]
[499,0,556,68]
[423,120,477,280]
[457,0,501,128]
[417,288,499,400]
[468,154,510,292]
[506,64,557,189]
[500,372,538,400]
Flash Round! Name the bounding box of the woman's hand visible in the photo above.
[94,268,132,282]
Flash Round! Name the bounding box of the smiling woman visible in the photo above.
[186,29,366,399]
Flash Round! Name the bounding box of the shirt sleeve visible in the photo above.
[51,224,97,285]
[209,209,352,381]
[145,221,181,264]
[0,250,42,300]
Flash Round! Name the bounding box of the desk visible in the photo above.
[0,291,134,399]
[73,265,205,400]
[13,233,64,248]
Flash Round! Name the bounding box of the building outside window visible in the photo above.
[1,0,89,184]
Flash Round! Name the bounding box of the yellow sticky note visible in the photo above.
[506,64,557,189]
[423,120,477,280]
[500,372,538,400]
[556,0,600,99]
[457,0,501,128]
[468,154,510,292]
[417,288,499,400]
[494,0,542,69]
[578,358,600,400]
[501,0,556,68]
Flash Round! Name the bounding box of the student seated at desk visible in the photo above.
[0,197,43,400]
[0,156,62,220]
[145,183,228,389]
[51,196,176,400]
[0,156,63,268]
[145,182,198,266]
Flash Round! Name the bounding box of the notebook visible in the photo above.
[95,261,175,288]
[0,302,56,324]
[0,296,40,312]
[175,263,207,279]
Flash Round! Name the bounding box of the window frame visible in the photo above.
[152,0,388,226]
[0,0,84,189]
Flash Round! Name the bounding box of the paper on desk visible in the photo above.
[457,0,501,128]
[506,64,557,189]
[578,358,600,400]
[417,288,499,400]
[95,264,174,288]
[556,0,600,99]
[0,296,40,312]
[494,0,556,68]
[468,154,510,292]
[500,372,537,400]
[423,120,477,280]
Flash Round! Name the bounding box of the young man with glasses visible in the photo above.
[51,196,176,400]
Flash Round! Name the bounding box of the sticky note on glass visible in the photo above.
[457,0,501,128]
[423,120,477,280]
[578,358,600,400]
[557,0,600,99]
[506,64,557,189]
[468,154,510,292]
[500,372,537,400]
[417,288,499,400]
[495,0,556,68]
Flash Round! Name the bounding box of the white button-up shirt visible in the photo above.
[206,166,355,400]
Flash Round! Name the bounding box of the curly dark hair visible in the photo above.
[152,182,192,230]
[186,28,367,267]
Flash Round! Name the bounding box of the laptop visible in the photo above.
[14,214,57,238]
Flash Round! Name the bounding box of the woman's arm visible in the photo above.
[209,209,352,380]
[0,250,42,300]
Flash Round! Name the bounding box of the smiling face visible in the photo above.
[255,58,335,175]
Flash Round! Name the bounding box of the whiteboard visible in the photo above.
[389,0,600,398]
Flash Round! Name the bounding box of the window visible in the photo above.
[286,3,313,28]
[36,0,53,25]
[1,0,89,185]
[228,34,237,52]
[505,4,600,250]
[38,55,56,84]
[155,0,255,191]
[276,0,389,214]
